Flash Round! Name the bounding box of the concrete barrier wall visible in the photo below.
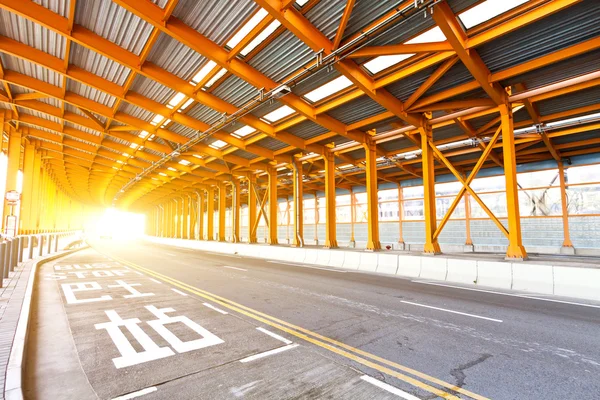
[146,236,600,302]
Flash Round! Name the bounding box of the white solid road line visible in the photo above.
[149,278,162,284]
[267,261,346,273]
[412,280,600,309]
[360,376,421,400]
[203,302,229,314]
[400,300,503,323]
[223,265,247,271]
[207,252,242,258]
[256,327,292,345]
[239,344,299,363]
[171,288,188,296]
[111,387,157,400]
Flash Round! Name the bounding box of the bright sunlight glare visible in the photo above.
[90,208,146,241]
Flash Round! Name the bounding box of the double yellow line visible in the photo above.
[106,251,488,400]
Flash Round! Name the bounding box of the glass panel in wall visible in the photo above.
[566,165,600,185]
[436,197,466,219]
[336,206,351,222]
[470,193,507,218]
[518,188,562,216]
[517,169,559,188]
[566,184,600,214]
[403,200,424,220]
[403,185,424,199]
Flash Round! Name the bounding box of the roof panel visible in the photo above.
[326,95,386,125]
[255,136,289,151]
[305,0,345,41]
[0,10,66,58]
[169,122,197,139]
[211,74,256,108]
[74,0,157,55]
[130,74,176,105]
[231,149,259,160]
[69,43,131,86]
[146,33,207,82]
[249,31,313,83]
[286,119,328,140]
[0,55,63,88]
[173,0,258,46]
[67,78,117,108]
[186,103,222,126]
[538,86,600,118]
[117,102,155,123]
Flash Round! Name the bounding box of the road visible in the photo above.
[73,239,600,399]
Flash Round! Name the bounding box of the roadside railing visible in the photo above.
[0,231,82,288]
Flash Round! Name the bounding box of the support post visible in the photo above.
[420,124,441,254]
[20,143,36,234]
[218,183,226,242]
[207,187,215,241]
[182,196,189,239]
[397,184,405,250]
[464,191,474,252]
[233,180,241,243]
[558,161,575,254]
[323,150,338,248]
[292,156,304,247]
[0,242,5,285]
[364,138,381,251]
[31,151,42,234]
[500,104,528,260]
[197,191,205,240]
[267,167,278,245]
[248,175,257,243]
[350,188,356,248]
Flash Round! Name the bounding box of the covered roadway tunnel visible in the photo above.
[0,0,599,399]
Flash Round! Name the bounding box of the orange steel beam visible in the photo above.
[332,0,355,50]
[404,56,458,109]
[433,1,506,106]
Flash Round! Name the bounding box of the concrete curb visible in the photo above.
[144,237,600,302]
[3,246,87,400]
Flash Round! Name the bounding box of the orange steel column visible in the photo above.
[3,128,21,234]
[323,150,338,248]
[464,191,473,247]
[397,184,405,250]
[350,188,356,247]
[248,175,257,243]
[218,182,226,242]
[197,191,205,240]
[182,195,189,239]
[364,137,381,251]
[500,104,527,260]
[292,155,304,247]
[207,187,215,241]
[20,142,36,234]
[420,125,441,254]
[233,180,240,243]
[558,161,574,253]
[267,167,278,245]
[30,150,42,234]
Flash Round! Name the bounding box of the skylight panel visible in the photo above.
[151,114,165,126]
[209,140,227,149]
[363,54,414,74]
[459,0,528,29]
[139,130,149,139]
[167,92,186,109]
[122,152,130,157]
[296,0,309,6]
[159,172,167,176]
[179,98,194,111]
[160,119,171,128]
[263,105,294,122]
[193,154,203,159]
[179,159,191,166]
[227,8,268,49]
[233,125,256,138]
[240,20,282,56]
[191,61,217,84]
[405,27,446,44]
[129,143,139,149]
[304,76,353,102]
[206,68,227,88]
[167,167,177,171]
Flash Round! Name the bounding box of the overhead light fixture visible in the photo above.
[271,85,291,98]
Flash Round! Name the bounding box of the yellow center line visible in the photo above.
[101,249,489,400]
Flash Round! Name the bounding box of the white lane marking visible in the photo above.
[239,344,299,363]
[171,288,188,296]
[360,376,421,400]
[256,327,292,345]
[400,300,502,323]
[267,261,346,273]
[203,302,228,314]
[111,387,157,399]
[207,252,242,258]
[412,280,600,309]
[165,252,176,257]
[223,265,247,271]
[149,278,162,284]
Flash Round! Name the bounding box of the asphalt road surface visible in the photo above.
[35,239,600,399]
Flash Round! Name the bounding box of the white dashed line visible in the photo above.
[111,387,157,399]
[400,300,503,323]
[223,266,247,271]
[256,327,292,345]
[360,376,420,400]
[171,288,188,296]
[207,252,242,258]
[149,278,162,284]
[239,344,299,363]
[203,302,228,314]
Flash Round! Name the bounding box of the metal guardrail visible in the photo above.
[0,231,81,288]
